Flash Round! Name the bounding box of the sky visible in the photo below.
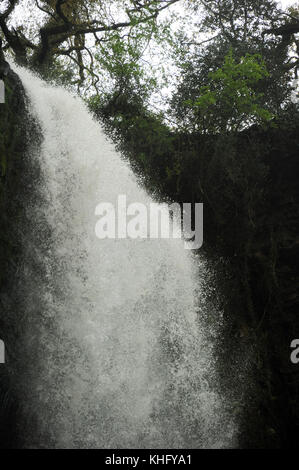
[280,0,298,6]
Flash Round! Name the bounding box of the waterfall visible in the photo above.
[10,66,237,449]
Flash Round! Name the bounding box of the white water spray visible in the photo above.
[13,66,237,449]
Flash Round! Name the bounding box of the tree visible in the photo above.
[0,0,180,85]
[183,49,274,133]
[170,0,299,130]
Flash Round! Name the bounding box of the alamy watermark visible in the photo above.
[0,80,4,103]
[290,339,299,364]
[95,195,203,249]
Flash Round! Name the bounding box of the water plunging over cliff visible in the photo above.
[12,66,237,449]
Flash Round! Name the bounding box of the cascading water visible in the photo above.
[10,66,237,449]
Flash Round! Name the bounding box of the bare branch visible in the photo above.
[263,23,299,37]
[34,0,57,21]
[181,34,221,48]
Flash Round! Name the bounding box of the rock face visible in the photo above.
[204,125,299,448]
[178,124,299,448]
[0,54,24,448]
[161,123,299,448]
[245,125,299,448]
[0,50,41,448]
[0,52,24,448]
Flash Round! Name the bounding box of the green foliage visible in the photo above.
[287,2,299,17]
[94,26,156,101]
[170,1,294,132]
[184,49,274,133]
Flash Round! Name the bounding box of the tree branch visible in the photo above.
[55,0,70,24]
[34,0,57,21]
[2,0,182,75]
[263,23,299,37]
[0,0,19,21]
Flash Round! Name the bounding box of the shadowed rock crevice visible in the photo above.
[0,51,42,448]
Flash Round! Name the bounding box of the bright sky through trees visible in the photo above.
[1,0,299,115]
